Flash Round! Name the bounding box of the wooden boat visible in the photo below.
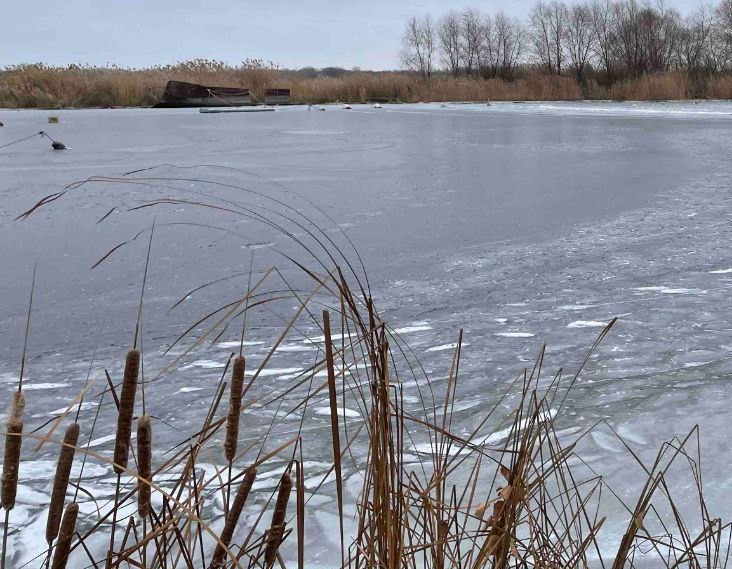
[154,81,253,108]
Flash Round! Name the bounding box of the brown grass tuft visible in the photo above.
[137,414,152,518]
[46,422,80,544]
[113,349,140,474]
[224,356,245,463]
[50,502,79,569]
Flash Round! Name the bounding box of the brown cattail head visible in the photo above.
[50,502,79,569]
[264,472,293,568]
[46,422,80,544]
[224,356,245,463]
[137,414,152,518]
[113,349,140,474]
[1,390,25,510]
[208,467,257,569]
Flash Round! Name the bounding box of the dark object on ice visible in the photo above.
[154,81,253,108]
[264,88,291,105]
[39,131,66,150]
[0,120,4,127]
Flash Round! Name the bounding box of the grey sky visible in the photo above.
[2,0,706,70]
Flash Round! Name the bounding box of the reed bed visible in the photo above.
[1,167,730,569]
[2,61,732,107]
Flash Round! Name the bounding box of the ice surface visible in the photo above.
[2,101,732,565]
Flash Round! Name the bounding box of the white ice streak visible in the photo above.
[425,342,469,353]
[567,320,609,328]
[495,332,535,338]
[634,286,706,295]
[20,382,68,391]
[314,406,361,418]
[217,340,265,349]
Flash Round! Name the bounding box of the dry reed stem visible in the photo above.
[224,356,245,462]
[264,472,293,568]
[50,502,79,569]
[137,414,152,518]
[323,309,346,563]
[46,422,80,543]
[1,390,25,510]
[113,349,140,473]
[208,467,257,569]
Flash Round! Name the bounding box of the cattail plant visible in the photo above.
[137,414,152,518]
[264,472,292,569]
[50,502,78,569]
[208,467,257,569]
[1,390,24,512]
[46,422,80,545]
[224,356,244,463]
[113,349,140,473]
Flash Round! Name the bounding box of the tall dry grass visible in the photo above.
[3,61,731,107]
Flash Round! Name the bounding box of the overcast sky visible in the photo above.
[2,0,706,70]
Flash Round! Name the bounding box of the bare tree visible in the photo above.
[483,13,528,79]
[438,12,462,76]
[591,0,617,78]
[460,9,483,76]
[713,0,732,70]
[613,0,680,76]
[401,15,436,78]
[677,5,715,73]
[530,1,569,75]
[566,2,597,83]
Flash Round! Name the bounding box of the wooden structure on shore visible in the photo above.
[264,88,291,105]
[154,81,253,108]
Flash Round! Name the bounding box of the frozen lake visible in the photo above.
[2,100,732,564]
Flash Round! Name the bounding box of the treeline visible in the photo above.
[401,0,732,95]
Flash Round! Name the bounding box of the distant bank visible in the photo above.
[1,62,731,109]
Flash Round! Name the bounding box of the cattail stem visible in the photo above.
[46,422,80,545]
[114,349,140,474]
[208,468,257,569]
[224,356,245,463]
[1,509,9,569]
[50,502,78,569]
[264,472,292,569]
[137,414,152,518]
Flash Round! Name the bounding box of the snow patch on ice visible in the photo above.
[181,359,226,370]
[393,324,433,334]
[178,386,205,393]
[425,342,469,353]
[567,320,609,328]
[21,382,68,391]
[217,340,265,349]
[314,406,361,418]
[495,332,535,338]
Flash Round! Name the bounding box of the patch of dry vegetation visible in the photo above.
[2,61,731,108]
[1,168,730,568]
